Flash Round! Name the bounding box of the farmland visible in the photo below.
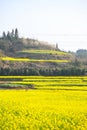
[0,29,87,129]
[0,76,87,129]
[18,49,69,55]
[0,76,87,90]
[1,49,71,63]
[1,56,70,63]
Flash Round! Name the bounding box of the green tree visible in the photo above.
[15,28,19,39]
[11,29,15,39]
[2,31,6,39]
[7,31,11,40]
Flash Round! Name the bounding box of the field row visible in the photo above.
[0,76,87,90]
[18,49,69,55]
[0,57,70,63]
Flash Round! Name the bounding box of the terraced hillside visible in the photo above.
[1,30,86,76]
[0,36,75,71]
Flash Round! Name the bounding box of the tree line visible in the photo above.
[0,67,85,76]
[1,28,19,40]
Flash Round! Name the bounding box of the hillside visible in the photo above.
[0,29,86,76]
[0,30,72,65]
[0,38,73,64]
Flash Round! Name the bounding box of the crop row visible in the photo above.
[18,49,69,55]
[0,57,70,63]
[0,76,87,90]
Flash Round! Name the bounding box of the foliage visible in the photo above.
[2,28,19,40]
[0,67,85,76]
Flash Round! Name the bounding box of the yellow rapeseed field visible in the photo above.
[19,49,69,55]
[0,76,87,129]
[1,57,70,63]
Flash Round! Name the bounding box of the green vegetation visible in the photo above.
[2,28,19,41]
[0,67,85,76]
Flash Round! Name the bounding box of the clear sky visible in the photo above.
[0,0,87,52]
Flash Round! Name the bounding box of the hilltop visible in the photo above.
[0,29,86,76]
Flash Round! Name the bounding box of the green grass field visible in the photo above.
[0,76,87,129]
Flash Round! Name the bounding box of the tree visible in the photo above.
[73,58,80,66]
[7,31,11,40]
[2,31,6,39]
[15,28,19,39]
[11,29,15,39]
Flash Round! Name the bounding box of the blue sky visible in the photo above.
[0,0,87,51]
